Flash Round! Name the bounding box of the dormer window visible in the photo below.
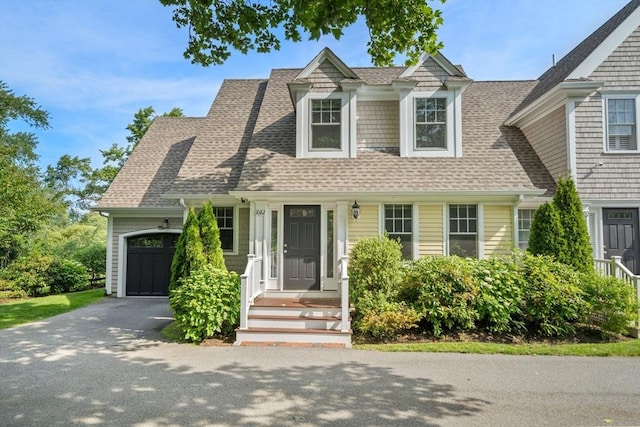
[415,98,447,149]
[605,96,638,152]
[311,99,341,150]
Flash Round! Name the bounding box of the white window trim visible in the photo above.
[380,203,417,259]
[399,89,462,158]
[213,205,240,255]
[602,93,640,154]
[446,203,482,258]
[296,91,351,158]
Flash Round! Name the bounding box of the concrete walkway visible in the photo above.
[1,297,639,426]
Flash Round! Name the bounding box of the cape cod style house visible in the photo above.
[96,0,640,346]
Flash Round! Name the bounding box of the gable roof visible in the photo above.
[293,47,359,80]
[234,68,553,195]
[513,0,640,115]
[97,116,201,209]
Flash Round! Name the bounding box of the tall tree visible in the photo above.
[0,81,60,267]
[44,154,93,219]
[159,0,445,67]
[88,106,183,202]
[170,207,205,290]
[528,202,565,260]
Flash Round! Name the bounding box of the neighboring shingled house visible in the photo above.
[97,0,640,346]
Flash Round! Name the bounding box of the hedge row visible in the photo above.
[349,235,637,339]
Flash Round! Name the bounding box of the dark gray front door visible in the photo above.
[603,208,640,274]
[126,234,178,296]
[283,205,320,290]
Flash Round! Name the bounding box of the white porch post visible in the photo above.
[336,201,350,332]
[254,201,268,294]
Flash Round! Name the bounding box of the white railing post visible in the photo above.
[340,256,350,333]
[611,256,621,279]
[240,254,256,330]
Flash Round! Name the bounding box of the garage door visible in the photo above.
[126,234,179,296]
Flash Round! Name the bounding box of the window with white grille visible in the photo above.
[606,98,637,151]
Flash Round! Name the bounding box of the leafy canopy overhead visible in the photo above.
[159,0,445,67]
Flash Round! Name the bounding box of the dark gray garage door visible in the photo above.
[126,234,178,296]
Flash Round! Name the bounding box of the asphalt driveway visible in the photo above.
[1,297,639,426]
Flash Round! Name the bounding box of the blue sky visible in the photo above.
[0,0,630,171]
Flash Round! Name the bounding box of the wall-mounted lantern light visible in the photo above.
[159,218,169,229]
[352,201,360,221]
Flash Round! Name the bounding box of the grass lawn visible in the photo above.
[0,288,105,329]
[355,339,640,356]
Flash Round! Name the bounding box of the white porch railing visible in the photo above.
[339,256,350,333]
[239,254,263,330]
[594,256,640,331]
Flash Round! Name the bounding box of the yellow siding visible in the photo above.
[418,205,443,256]
[348,205,379,253]
[484,205,513,256]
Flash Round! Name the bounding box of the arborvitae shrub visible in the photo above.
[528,202,565,260]
[198,202,226,271]
[553,177,593,273]
[169,207,205,290]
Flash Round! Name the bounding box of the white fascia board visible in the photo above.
[401,51,465,78]
[229,189,545,203]
[505,81,604,128]
[96,207,183,217]
[568,6,640,79]
[294,47,359,80]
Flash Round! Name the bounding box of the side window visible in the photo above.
[518,209,535,250]
[606,98,637,151]
[384,204,413,259]
[214,207,234,251]
[449,204,477,258]
[310,99,341,150]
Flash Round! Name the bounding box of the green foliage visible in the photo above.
[528,202,565,260]
[169,266,240,342]
[170,207,206,290]
[0,81,60,268]
[47,259,90,294]
[401,256,479,336]
[44,154,93,218]
[473,255,526,334]
[579,273,638,334]
[1,253,53,296]
[356,298,420,339]
[198,202,226,270]
[553,177,593,273]
[519,253,587,337]
[160,0,445,67]
[349,234,403,301]
[73,243,107,279]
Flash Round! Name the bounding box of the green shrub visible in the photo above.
[169,265,240,342]
[48,259,90,294]
[553,177,593,273]
[198,202,226,270]
[528,202,565,261]
[401,256,479,336]
[170,207,206,290]
[356,297,420,339]
[519,253,587,337]
[1,253,53,296]
[73,243,106,279]
[579,273,638,334]
[349,234,403,302]
[474,255,525,334]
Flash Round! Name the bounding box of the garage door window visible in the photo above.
[129,236,163,248]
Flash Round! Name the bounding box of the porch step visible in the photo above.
[235,296,352,347]
[235,328,352,348]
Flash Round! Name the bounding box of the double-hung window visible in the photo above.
[384,204,413,259]
[310,99,341,150]
[517,209,535,250]
[415,98,447,149]
[449,204,477,257]
[214,207,234,252]
[606,97,637,151]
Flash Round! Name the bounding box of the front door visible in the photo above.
[603,208,640,274]
[283,205,321,290]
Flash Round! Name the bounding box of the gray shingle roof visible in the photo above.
[235,69,554,194]
[168,79,267,196]
[97,117,202,208]
[513,0,640,114]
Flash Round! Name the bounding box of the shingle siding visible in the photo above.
[309,59,343,92]
[590,26,640,91]
[224,208,250,273]
[347,205,379,253]
[575,95,640,200]
[483,205,513,256]
[521,106,568,181]
[413,57,448,90]
[356,101,400,151]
